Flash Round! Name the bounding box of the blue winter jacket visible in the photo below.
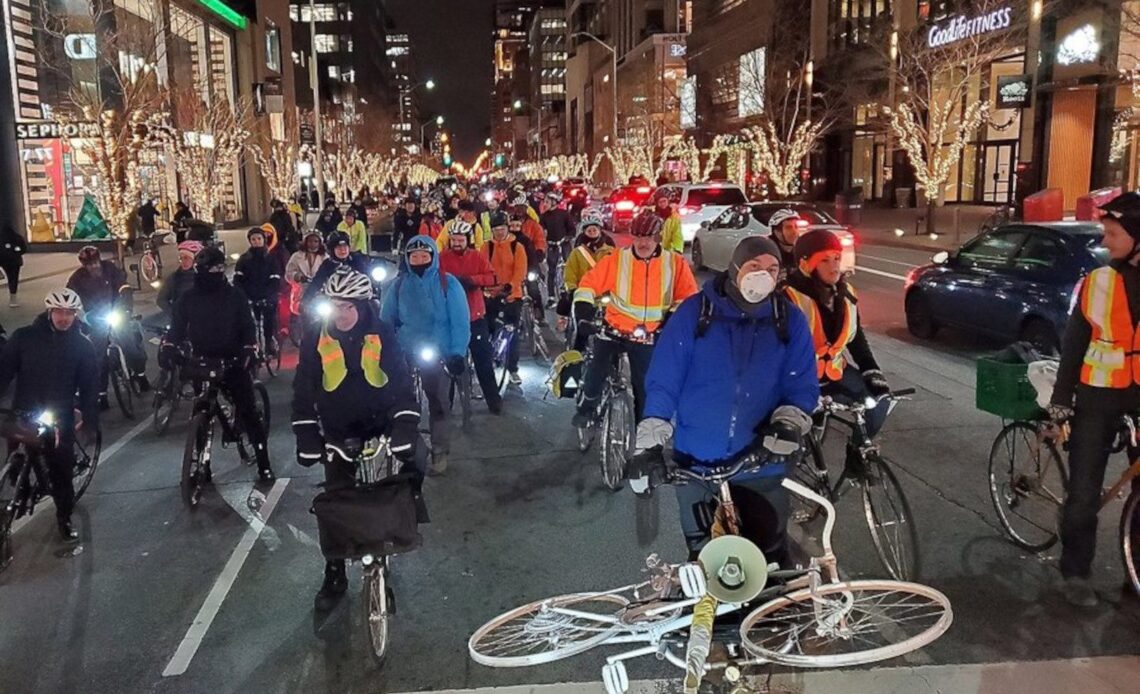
[643,276,819,478]
[380,235,471,359]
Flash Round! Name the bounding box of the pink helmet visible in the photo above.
[177,240,204,256]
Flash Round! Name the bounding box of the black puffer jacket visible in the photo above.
[66,260,127,315]
[234,249,282,303]
[0,313,100,428]
[167,280,256,359]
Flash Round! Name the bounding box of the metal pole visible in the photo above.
[309,0,324,209]
[611,48,617,146]
[538,106,543,159]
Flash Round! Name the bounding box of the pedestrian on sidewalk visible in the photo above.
[0,224,27,307]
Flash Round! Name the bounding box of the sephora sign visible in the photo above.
[927,7,1014,48]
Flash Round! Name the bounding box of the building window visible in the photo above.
[265,24,281,73]
[829,0,891,50]
[715,0,747,14]
[297,4,337,22]
[710,62,739,107]
[314,34,339,53]
[738,47,766,117]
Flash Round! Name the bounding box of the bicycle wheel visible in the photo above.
[1120,488,1140,597]
[599,389,634,491]
[141,253,160,283]
[492,329,512,394]
[790,435,831,525]
[862,455,921,581]
[533,325,550,363]
[253,381,271,432]
[469,592,628,667]
[0,460,19,571]
[152,370,180,436]
[459,373,473,430]
[740,580,953,668]
[365,562,392,665]
[987,421,1065,552]
[181,413,213,508]
[110,359,135,419]
[288,313,304,348]
[72,429,103,502]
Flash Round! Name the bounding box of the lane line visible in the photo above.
[859,253,921,268]
[11,416,153,534]
[162,477,289,677]
[855,265,909,282]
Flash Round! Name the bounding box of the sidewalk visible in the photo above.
[820,202,998,253]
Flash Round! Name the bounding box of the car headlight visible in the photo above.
[314,300,333,318]
[419,346,437,363]
[370,266,388,283]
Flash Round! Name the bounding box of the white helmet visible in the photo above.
[323,267,374,301]
[579,209,604,230]
[44,288,83,311]
[450,220,474,240]
[768,208,800,232]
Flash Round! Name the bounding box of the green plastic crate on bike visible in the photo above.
[975,357,1044,420]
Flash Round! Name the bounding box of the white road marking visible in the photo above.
[161,477,289,677]
[11,417,152,534]
[855,265,909,282]
[859,253,922,268]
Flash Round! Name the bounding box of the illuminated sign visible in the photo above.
[1057,24,1100,65]
[927,7,1013,48]
[63,34,96,60]
[996,74,1032,109]
[15,121,100,139]
[197,0,248,31]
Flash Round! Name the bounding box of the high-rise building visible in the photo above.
[491,1,543,160]
[386,31,421,150]
[527,7,568,157]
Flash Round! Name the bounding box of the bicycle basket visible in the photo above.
[976,357,1044,420]
[311,473,422,560]
[549,350,585,399]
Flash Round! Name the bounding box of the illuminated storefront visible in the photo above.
[1,0,249,244]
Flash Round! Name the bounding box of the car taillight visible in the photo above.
[904,267,920,292]
[636,186,652,194]
[615,200,635,211]
[840,236,854,247]
[679,205,698,216]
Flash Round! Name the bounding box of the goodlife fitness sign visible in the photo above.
[927,7,1014,48]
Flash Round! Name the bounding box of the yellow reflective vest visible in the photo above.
[785,285,859,382]
[316,325,388,392]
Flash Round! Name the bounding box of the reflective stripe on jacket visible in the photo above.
[574,248,699,334]
[1079,266,1140,388]
[784,285,858,382]
[317,325,388,392]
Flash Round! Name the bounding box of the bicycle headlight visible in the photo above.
[370,266,388,283]
[149,280,162,290]
[632,325,648,340]
[229,253,240,261]
[600,295,612,305]
[104,310,123,328]
[315,300,333,319]
[419,346,437,363]
[864,396,877,409]
[35,410,55,428]
[527,271,538,282]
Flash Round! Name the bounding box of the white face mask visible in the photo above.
[738,270,776,303]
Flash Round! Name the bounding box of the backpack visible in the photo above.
[487,238,526,265]
[695,289,790,344]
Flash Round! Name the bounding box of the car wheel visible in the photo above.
[1020,318,1059,356]
[905,291,938,339]
[692,239,706,270]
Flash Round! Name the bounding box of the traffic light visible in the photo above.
[443,153,453,167]
[495,153,505,167]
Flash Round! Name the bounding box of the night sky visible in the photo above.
[387,0,496,164]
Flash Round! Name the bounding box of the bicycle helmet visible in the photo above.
[509,192,529,208]
[579,209,605,231]
[77,245,101,264]
[767,208,801,232]
[544,192,563,205]
[247,226,267,241]
[629,209,665,238]
[326,230,351,253]
[177,240,204,255]
[194,246,227,273]
[450,220,474,241]
[44,288,83,311]
[405,236,436,255]
[488,211,509,228]
[322,267,374,301]
[794,229,843,275]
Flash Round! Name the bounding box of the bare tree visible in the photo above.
[249,111,306,204]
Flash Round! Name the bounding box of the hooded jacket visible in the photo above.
[643,276,819,473]
[380,235,471,359]
[0,312,100,428]
[157,267,196,315]
[439,245,497,322]
[234,247,282,303]
[167,278,256,359]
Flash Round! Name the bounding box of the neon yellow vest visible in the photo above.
[317,326,388,392]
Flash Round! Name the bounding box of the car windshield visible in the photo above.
[1085,235,1110,265]
[686,187,746,207]
[751,206,836,226]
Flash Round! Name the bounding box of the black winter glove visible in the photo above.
[158,343,178,370]
[293,421,324,467]
[241,345,259,373]
[390,415,419,463]
[445,356,466,376]
[457,276,477,291]
[862,369,891,400]
[759,420,803,458]
[627,447,668,496]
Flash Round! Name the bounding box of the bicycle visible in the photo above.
[794,389,921,581]
[179,357,271,508]
[148,326,191,436]
[137,231,169,286]
[250,299,281,379]
[96,309,137,419]
[575,317,638,492]
[489,302,521,393]
[468,448,953,692]
[0,409,102,571]
[447,354,474,432]
[520,277,551,364]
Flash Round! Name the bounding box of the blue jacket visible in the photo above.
[380,235,470,359]
[643,277,819,477]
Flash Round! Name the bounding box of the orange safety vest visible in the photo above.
[785,286,859,382]
[573,248,699,334]
[1078,266,1140,388]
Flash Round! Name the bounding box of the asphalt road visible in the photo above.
[1,241,1139,694]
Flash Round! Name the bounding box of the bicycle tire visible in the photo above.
[791,434,832,525]
[987,421,1065,552]
[288,314,304,348]
[0,460,19,572]
[181,412,212,508]
[72,429,103,502]
[739,579,953,668]
[110,360,135,419]
[365,563,391,666]
[152,371,180,436]
[469,592,629,667]
[1120,488,1140,597]
[254,381,271,432]
[862,454,921,581]
[599,389,634,491]
[459,372,473,430]
[141,254,160,283]
[493,330,512,394]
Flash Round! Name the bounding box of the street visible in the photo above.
[1,241,1139,694]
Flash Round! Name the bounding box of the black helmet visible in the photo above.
[630,209,664,237]
[1100,192,1140,241]
[488,210,509,228]
[326,230,351,253]
[194,246,226,274]
[794,229,843,274]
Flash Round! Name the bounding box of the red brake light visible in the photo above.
[904,267,920,292]
[636,186,651,194]
[840,236,854,247]
[679,206,698,216]
[615,200,635,211]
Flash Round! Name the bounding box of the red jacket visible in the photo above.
[439,247,497,321]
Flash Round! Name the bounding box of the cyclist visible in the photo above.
[171,201,193,243]
[539,193,576,299]
[439,220,503,415]
[393,197,421,253]
[380,236,470,475]
[1050,192,1140,607]
[509,203,547,322]
[571,209,699,427]
[337,208,368,255]
[286,231,327,286]
[292,269,422,610]
[768,209,803,273]
[437,200,488,250]
[651,190,684,254]
[418,199,445,241]
[558,211,615,351]
[161,247,275,482]
[155,240,202,321]
[629,236,818,561]
[67,245,142,403]
[477,192,501,240]
[482,212,529,386]
[315,200,342,238]
[0,289,100,542]
[234,227,282,357]
[303,231,371,306]
[268,199,299,254]
[784,229,890,443]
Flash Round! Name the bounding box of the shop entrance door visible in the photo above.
[982,143,1017,204]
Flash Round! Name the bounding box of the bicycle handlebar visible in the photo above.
[818,387,915,414]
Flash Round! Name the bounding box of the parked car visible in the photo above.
[654,182,748,243]
[603,183,656,233]
[692,201,857,274]
[903,222,1107,354]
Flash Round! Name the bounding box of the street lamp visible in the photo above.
[514,99,545,159]
[420,115,444,150]
[573,31,618,146]
[485,138,493,147]
[400,78,438,145]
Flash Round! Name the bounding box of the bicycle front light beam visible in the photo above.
[104,311,123,329]
[419,347,438,363]
[371,266,388,283]
[314,300,333,319]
